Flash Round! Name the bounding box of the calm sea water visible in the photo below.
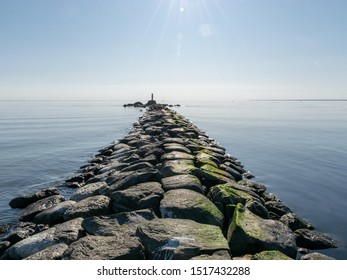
[0,100,346,259]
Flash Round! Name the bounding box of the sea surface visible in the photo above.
[0,100,346,259]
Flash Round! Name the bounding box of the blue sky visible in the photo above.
[1,0,347,100]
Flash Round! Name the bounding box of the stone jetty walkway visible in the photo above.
[0,104,337,260]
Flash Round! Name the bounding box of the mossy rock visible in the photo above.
[227,203,297,258]
[161,151,195,161]
[163,144,192,154]
[161,174,204,194]
[200,164,233,178]
[208,184,269,221]
[160,160,198,177]
[136,218,229,260]
[251,250,293,260]
[195,152,220,168]
[196,165,234,185]
[160,189,224,228]
[208,184,253,206]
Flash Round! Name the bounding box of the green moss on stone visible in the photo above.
[251,250,293,260]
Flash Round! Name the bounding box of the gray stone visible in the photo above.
[19,195,65,222]
[0,224,9,234]
[24,243,68,260]
[195,152,220,168]
[63,195,111,221]
[161,174,204,194]
[9,188,60,209]
[280,213,315,231]
[300,252,335,260]
[82,209,157,237]
[294,229,337,250]
[251,250,293,260]
[219,164,243,181]
[160,160,198,177]
[160,189,224,228]
[163,144,192,154]
[196,164,234,185]
[70,182,107,201]
[237,180,267,196]
[1,218,84,259]
[136,218,229,260]
[161,151,195,162]
[1,222,49,244]
[104,168,160,194]
[120,162,154,173]
[0,241,11,256]
[227,203,297,258]
[190,250,232,260]
[208,183,268,219]
[33,200,77,225]
[111,182,164,213]
[63,235,145,260]
[98,162,129,174]
[265,200,292,217]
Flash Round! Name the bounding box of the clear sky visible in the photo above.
[1,0,347,101]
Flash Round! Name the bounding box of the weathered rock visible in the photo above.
[111,182,164,213]
[163,144,192,154]
[70,182,107,201]
[251,250,293,260]
[82,209,157,237]
[63,235,145,260]
[0,224,9,234]
[9,188,60,209]
[19,195,65,222]
[136,218,229,260]
[162,138,185,146]
[1,222,49,244]
[66,175,85,184]
[219,164,243,181]
[63,195,111,221]
[195,152,220,168]
[237,180,267,196]
[300,252,335,260]
[232,254,253,260]
[120,162,154,173]
[294,229,337,250]
[190,250,232,260]
[104,168,160,194]
[280,213,315,231]
[161,151,195,161]
[33,200,77,225]
[98,162,129,175]
[142,154,158,165]
[24,243,68,260]
[137,144,161,157]
[208,184,268,219]
[1,218,84,260]
[265,200,292,217]
[227,203,297,258]
[160,160,198,177]
[2,228,30,244]
[160,189,224,228]
[196,164,234,185]
[161,174,204,194]
[0,241,11,256]
[223,161,246,175]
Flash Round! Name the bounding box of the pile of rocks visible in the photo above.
[0,105,337,260]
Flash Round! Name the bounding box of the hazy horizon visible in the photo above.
[1,0,347,101]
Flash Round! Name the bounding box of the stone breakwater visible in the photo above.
[0,105,337,260]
